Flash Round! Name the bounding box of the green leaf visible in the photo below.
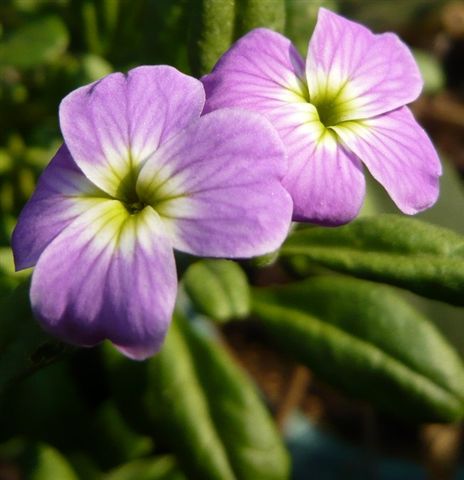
[105,316,289,480]
[0,361,86,446]
[0,16,69,69]
[67,453,102,480]
[253,276,464,421]
[105,456,186,480]
[78,54,113,83]
[0,247,30,295]
[26,444,79,480]
[188,0,236,76]
[88,401,154,469]
[282,214,464,305]
[0,440,79,480]
[183,260,250,322]
[413,49,445,95]
[0,281,74,396]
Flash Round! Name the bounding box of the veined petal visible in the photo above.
[12,144,107,270]
[332,106,441,214]
[307,8,422,122]
[283,123,365,225]
[30,200,176,360]
[60,66,205,198]
[202,28,307,116]
[137,109,293,257]
[202,28,334,223]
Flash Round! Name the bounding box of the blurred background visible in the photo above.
[1,1,464,479]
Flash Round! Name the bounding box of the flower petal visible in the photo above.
[12,144,106,270]
[202,28,351,224]
[137,108,293,257]
[307,8,422,121]
[332,106,441,214]
[30,200,176,360]
[60,66,205,198]
[202,28,307,116]
[283,122,365,225]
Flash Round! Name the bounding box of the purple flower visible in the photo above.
[12,66,292,360]
[202,8,442,225]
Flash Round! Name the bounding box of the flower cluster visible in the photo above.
[12,9,441,359]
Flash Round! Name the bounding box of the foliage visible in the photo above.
[0,0,463,479]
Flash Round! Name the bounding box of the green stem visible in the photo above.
[188,0,236,77]
[235,0,286,38]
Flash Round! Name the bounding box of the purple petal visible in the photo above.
[283,125,365,225]
[202,28,306,116]
[202,28,342,224]
[137,108,293,257]
[332,106,441,214]
[12,144,106,270]
[60,66,205,197]
[30,200,177,360]
[307,8,422,121]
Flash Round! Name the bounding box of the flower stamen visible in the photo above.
[124,200,146,215]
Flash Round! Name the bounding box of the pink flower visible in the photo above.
[12,66,292,359]
[203,8,442,225]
